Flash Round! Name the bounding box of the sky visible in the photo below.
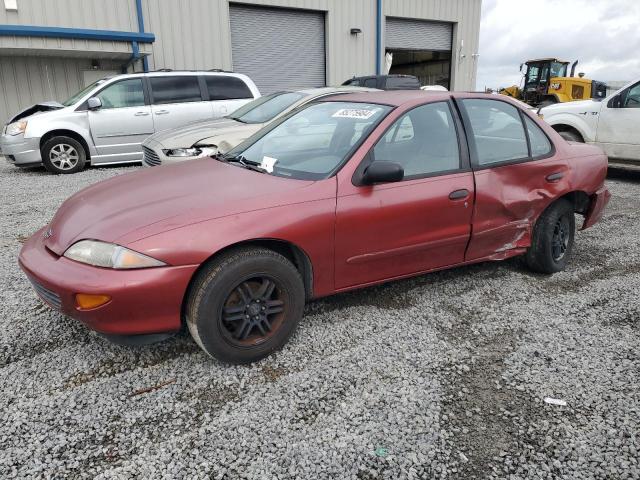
[476,0,640,91]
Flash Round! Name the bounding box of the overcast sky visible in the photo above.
[476,0,640,91]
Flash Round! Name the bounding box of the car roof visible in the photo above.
[318,90,527,109]
[318,90,451,106]
[298,86,380,96]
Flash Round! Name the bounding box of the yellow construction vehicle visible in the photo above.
[499,58,607,107]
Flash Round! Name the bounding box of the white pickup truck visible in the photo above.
[540,78,640,168]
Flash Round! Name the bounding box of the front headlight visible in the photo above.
[164,147,202,157]
[63,240,167,269]
[5,120,28,136]
[163,146,217,158]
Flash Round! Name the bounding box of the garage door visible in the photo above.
[229,4,326,94]
[386,17,452,51]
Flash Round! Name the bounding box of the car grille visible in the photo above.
[29,278,62,310]
[143,146,161,166]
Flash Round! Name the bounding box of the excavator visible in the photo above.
[500,58,607,107]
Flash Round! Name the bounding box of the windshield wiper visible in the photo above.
[223,154,267,173]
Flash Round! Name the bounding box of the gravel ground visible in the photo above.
[0,161,638,479]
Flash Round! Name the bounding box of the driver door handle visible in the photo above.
[449,189,470,200]
[546,172,564,182]
[134,111,149,116]
[155,110,170,115]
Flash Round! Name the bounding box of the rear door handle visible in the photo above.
[134,111,149,116]
[155,110,170,115]
[546,172,564,182]
[449,189,470,200]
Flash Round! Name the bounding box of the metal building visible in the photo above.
[0,0,482,123]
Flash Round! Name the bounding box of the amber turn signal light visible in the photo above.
[75,293,111,310]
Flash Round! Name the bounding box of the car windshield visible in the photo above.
[225,101,391,180]
[227,92,306,124]
[62,78,110,106]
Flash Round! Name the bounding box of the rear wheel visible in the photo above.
[558,130,583,143]
[41,136,86,174]
[186,247,305,364]
[525,199,575,274]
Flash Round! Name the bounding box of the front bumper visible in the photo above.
[582,186,611,230]
[18,227,198,336]
[0,133,42,166]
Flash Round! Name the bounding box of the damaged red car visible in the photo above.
[19,91,610,364]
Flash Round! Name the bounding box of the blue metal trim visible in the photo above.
[135,0,145,34]
[0,24,155,43]
[134,0,149,72]
[376,0,382,75]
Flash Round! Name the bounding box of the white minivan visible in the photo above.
[0,71,260,174]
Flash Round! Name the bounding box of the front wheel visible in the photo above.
[186,247,305,364]
[525,199,575,274]
[41,136,87,174]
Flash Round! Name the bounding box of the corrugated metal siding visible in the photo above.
[0,0,141,55]
[386,17,452,51]
[0,56,121,124]
[142,0,376,87]
[142,0,232,71]
[229,4,326,93]
[0,0,137,30]
[142,0,479,89]
[0,0,481,121]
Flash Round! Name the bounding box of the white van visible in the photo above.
[0,70,260,174]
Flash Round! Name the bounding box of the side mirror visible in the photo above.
[362,161,404,185]
[87,97,102,110]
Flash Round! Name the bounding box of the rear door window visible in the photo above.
[149,76,203,104]
[206,76,253,100]
[462,99,529,165]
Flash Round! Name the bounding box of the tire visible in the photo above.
[41,136,87,174]
[558,130,583,143]
[525,199,575,274]
[186,247,305,364]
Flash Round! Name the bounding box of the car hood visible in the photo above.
[44,159,316,255]
[148,117,260,148]
[7,101,65,123]
[541,99,603,116]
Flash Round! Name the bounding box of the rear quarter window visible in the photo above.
[206,76,253,100]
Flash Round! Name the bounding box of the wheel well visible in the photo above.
[552,124,584,142]
[40,130,91,159]
[184,239,314,307]
[559,190,591,215]
[180,239,314,328]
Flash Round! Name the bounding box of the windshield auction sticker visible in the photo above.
[260,156,278,173]
[332,108,377,120]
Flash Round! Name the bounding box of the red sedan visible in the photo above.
[19,91,610,364]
